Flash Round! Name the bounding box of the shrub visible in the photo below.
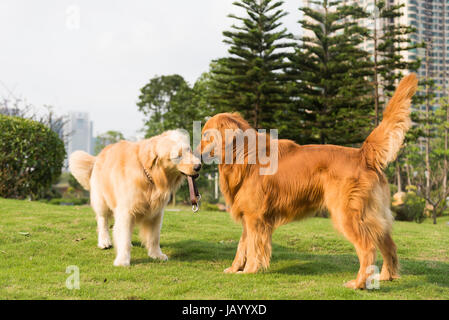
[391,186,426,223]
[0,115,66,199]
[201,202,220,211]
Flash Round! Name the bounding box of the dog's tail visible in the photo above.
[361,73,418,172]
[69,151,96,190]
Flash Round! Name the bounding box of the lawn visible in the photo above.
[0,197,448,300]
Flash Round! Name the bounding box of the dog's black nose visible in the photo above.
[194,164,202,172]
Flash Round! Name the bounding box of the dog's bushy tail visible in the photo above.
[69,151,96,190]
[361,74,418,172]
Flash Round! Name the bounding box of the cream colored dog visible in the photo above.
[69,130,201,266]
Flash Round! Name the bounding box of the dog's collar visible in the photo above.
[143,167,154,184]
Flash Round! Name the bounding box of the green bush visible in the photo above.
[0,115,66,199]
[42,185,63,200]
[392,186,426,223]
[201,202,220,211]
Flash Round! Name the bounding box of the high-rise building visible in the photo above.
[303,0,449,107]
[64,112,94,169]
[404,0,448,104]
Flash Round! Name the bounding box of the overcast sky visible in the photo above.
[0,0,302,138]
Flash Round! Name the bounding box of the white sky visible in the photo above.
[0,0,302,138]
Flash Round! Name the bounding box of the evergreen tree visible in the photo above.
[286,0,373,145]
[211,0,293,130]
[368,0,421,125]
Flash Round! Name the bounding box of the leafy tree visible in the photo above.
[440,95,449,196]
[416,81,448,224]
[211,0,293,130]
[401,58,447,224]
[192,70,220,118]
[286,0,374,145]
[137,74,200,138]
[94,130,125,155]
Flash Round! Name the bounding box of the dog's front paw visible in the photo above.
[149,252,168,261]
[113,257,130,267]
[98,238,112,249]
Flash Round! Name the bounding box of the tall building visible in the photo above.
[303,0,449,107]
[64,112,94,168]
[404,0,449,105]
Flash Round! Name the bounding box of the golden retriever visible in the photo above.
[199,74,418,289]
[69,130,201,266]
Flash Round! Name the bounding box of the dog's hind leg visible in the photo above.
[224,217,247,273]
[91,189,112,249]
[241,217,273,274]
[376,185,399,281]
[139,212,168,261]
[112,206,135,266]
[330,207,379,289]
[378,231,399,281]
[345,240,377,290]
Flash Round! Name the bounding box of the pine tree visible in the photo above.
[368,0,421,125]
[406,45,442,224]
[211,0,293,130]
[286,0,373,145]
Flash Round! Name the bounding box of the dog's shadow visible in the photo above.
[139,239,449,291]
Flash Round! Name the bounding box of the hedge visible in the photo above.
[0,115,66,199]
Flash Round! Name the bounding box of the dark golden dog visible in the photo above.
[199,74,418,289]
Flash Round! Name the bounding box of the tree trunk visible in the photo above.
[443,0,448,198]
[425,122,431,209]
[425,45,432,216]
[443,91,448,196]
[373,0,380,126]
[396,161,402,193]
[215,170,219,200]
[405,163,412,187]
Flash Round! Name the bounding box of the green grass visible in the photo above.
[0,198,448,300]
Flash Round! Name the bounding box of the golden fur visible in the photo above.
[200,74,418,289]
[69,130,200,266]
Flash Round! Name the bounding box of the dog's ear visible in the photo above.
[138,138,158,169]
